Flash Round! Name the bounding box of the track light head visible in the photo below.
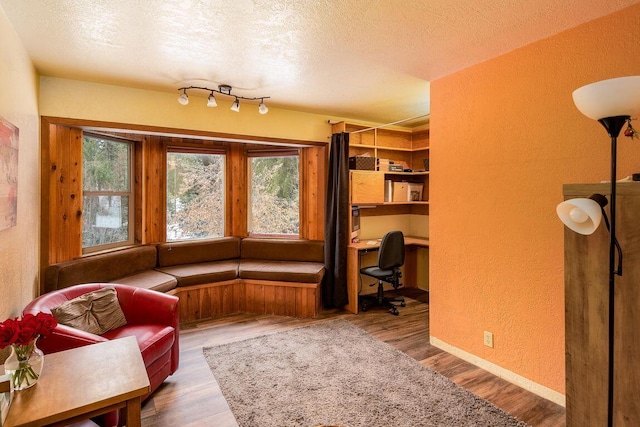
[231,98,240,112]
[178,90,189,105]
[207,92,217,107]
[258,99,269,115]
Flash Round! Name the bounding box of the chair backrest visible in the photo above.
[377,231,405,270]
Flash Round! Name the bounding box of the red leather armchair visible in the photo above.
[23,283,180,399]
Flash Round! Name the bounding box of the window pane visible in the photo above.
[82,135,133,252]
[167,152,225,241]
[249,156,299,235]
[82,195,130,248]
[83,136,130,192]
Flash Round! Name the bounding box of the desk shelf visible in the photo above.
[384,171,429,176]
[383,201,429,206]
[353,201,429,206]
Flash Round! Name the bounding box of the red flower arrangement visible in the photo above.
[0,312,57,349]
[1,313,57,389]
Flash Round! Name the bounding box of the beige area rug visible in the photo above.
[203,319,529,427]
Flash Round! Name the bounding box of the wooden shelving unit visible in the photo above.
[332,121,430,209]
[335,120,431,307]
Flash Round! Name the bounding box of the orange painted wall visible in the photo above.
[430,4,640,395]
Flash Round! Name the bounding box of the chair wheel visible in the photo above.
[400,302,406,307]
[390,307,399,316]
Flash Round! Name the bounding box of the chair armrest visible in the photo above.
[112,285,181,375]
[115,286,179,330]
[38,324,108,355]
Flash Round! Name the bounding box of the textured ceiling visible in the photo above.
[2,0,639,125]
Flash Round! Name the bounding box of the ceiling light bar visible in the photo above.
[177,85,270,114]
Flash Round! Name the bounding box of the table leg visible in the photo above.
[124,396,142,427]
[404,246,418,288]
[345,246,359,314]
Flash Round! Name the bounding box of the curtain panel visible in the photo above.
[323,132,350,308]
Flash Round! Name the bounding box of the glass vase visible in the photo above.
[4,338,45,390]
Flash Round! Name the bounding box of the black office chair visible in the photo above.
[359,230,406,315]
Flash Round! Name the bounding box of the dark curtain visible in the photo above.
[323,132,350,308]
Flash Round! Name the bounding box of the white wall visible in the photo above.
[0,6,40,358]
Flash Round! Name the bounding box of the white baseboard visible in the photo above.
[429,336,566,407]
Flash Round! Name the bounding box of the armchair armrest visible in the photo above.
[38,324,108,354]
[113,286,179,329]
[110,285,180,374]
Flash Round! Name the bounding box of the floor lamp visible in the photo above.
[557,75,640,427]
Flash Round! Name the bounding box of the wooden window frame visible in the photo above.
[166,146,227,242]
[247,149,301,238]
[82,133,135,254]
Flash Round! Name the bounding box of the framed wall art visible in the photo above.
[0,117,18,230]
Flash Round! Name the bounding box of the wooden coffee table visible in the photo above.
[2,336,150,427]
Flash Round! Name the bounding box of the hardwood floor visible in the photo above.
[141,289,565,426]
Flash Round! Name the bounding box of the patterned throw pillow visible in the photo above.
[51,286,127,335]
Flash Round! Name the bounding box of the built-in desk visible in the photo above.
[346,236,429,314]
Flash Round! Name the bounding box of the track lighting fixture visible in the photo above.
[177,84,270,114]
[178,89,189,105]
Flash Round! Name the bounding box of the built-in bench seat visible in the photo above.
[238,237,325,283]
[44,237,325,321]
[44,245,178,293]
[156,237,241,287]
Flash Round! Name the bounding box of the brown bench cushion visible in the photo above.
[156,260,239,287]
[240,238,324,263]
[44,246,158,292]
[157,237,241,267]
[239,260,325,283]
[45,237,325,295]
[114,270,178,293]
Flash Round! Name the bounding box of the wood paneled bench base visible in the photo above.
[167,279,322,323]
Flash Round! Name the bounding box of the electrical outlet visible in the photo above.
[483,331,494,348]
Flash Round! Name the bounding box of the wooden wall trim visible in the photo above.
[46,125,83,265]
[41,116,327,147]
[39,119,52,295]
[300,146,327,240]
[141,135,166,243]
[168,279,321,322]
[228,144,248,236]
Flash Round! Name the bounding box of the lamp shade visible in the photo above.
[557,198,603,235]
[207,93,217,107]
[572,76,640,120]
